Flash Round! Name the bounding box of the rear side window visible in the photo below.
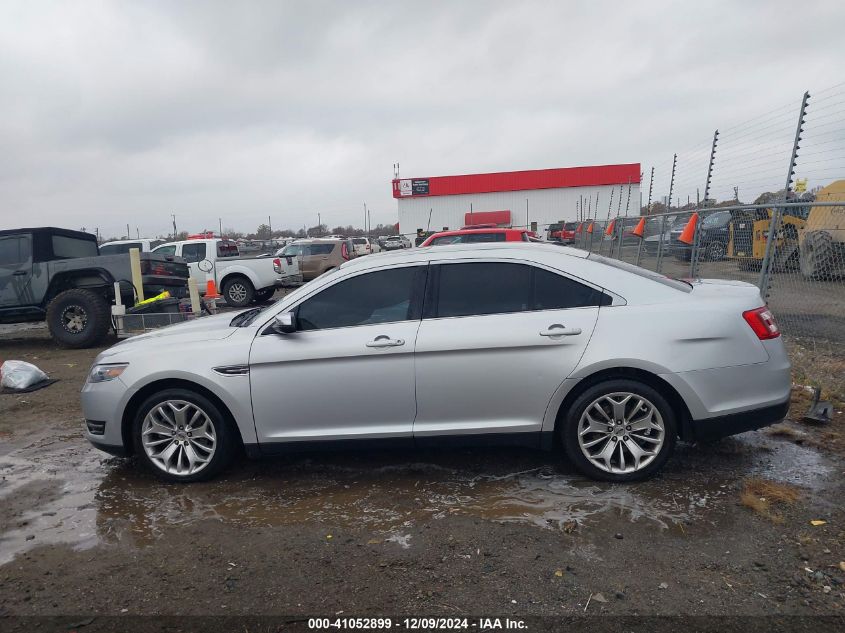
[307,244,335,256]
[181,243,207,263]
[297,266,420,331]
[51,235,98,259]
[433,262,606,318]
[0,234,32,266]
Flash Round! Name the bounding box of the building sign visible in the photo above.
[398,179,430,197]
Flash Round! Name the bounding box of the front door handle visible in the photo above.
[13,270,27,276]
[539,324,582,337]
[366,335,405,348]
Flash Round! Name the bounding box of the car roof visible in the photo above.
[430,228,524,238]
[340,241,587,272]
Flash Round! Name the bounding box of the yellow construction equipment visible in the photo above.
[799,180,845,279]
[728,207,806,272]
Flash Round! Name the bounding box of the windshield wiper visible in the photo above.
[229,307,263,327]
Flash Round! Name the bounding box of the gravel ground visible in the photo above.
[1,320,844,632]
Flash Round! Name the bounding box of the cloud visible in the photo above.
[0,0,843,238]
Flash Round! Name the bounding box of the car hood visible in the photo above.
[103,312,238,356]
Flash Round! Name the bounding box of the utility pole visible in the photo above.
[219,218,223,238]
[126,224,130,240]
[317,213,321,236]
[363,202,368,235]
[136,227,139,239]
[172,214,177,240]
[367,208,371,236]
[268,216,272,235]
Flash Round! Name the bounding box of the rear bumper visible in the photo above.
[276,274,304,287]
[689,396,790,441]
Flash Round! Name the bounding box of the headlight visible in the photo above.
[88,363,129,383]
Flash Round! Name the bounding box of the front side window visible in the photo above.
[280,244,303,257]
[52,235,98,259]
[181,243,207,263]
[434,262,606,318]
[0,235,32,266]
[297,266,420,331]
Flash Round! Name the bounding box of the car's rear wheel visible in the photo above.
[46,288,111,348]
[132,388,234,483]
[561,379,677,482]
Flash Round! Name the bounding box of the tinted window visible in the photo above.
[435,262,606,318]
[153,244,178,256]
[181,243,207,263]
[99,242,142,255]
[217,241,239,258]
[297,267,420,331]
[0,235,31,266]
[307,244,335,256]
[280,244,303,257]
[52,235,98,259]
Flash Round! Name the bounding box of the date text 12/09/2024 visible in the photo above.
[307,618,528,630]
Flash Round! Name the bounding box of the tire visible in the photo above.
[222,276,254,307]
[737,258,761,272]
[132,388,235,483]
[561,379,677,483]
[45,288,111,349]
[800,231,834,280]
[704,241,727,261]
[254,287,276,303]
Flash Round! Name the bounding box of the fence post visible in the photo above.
[636,167,654,267]
[690,130,719,278]
[758,91,810,298]
[656,154,676,273]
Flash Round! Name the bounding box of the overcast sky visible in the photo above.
[1,0,843,239]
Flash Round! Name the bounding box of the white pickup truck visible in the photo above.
[151,238,302,307]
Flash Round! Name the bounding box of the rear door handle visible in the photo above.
[13,270,28,276]
[539,324,582,337]
[366,335,405,348]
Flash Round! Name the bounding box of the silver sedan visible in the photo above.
[81,242,791,483]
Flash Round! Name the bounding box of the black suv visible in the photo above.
[0,227,189,347]
[671,210,733,261]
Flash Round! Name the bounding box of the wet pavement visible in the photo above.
[0,427,837,566]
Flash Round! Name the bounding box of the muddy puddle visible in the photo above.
[0,430,835,565]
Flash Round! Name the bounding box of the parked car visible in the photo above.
[548,222,579,244]
[152,238,300,307]
[350,237,381,256]
[671,210,732,261]
[0,227,188,347]
[99,238,166,255]
[82,242,790,484]
[277,239,352,281]
[382,235,411,250]
[421,228,534,246]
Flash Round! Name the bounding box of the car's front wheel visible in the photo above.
[561,379,677,482]
[132,388,235,482]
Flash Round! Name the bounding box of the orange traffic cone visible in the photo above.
[586,222,594,234]
[678,212,699,245]
[632,217,646,238]
[605,219,616,236]
[205,279,221,299]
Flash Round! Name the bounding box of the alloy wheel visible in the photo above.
[141,400,217,476]
[577,392,665,474]
[228,283,248,304]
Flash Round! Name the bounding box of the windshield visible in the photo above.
[702,211,731,228]
[99,242,142,255]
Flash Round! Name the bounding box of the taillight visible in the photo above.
[273,257,281,273]
[341,243,349,260]
[743,306,780,340]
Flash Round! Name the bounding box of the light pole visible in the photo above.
[318,213,321,236]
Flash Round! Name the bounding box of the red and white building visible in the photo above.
[392,163,641,237]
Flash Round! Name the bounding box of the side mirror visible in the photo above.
[272,311,297,334]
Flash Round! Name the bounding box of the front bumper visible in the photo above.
[688,396,790,441]
[81,376,133,455]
